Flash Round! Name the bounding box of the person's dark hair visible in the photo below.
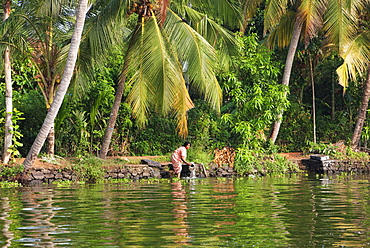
[183,141,191,147]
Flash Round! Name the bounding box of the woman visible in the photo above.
[171,141,191,178]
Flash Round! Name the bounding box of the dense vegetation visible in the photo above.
[0,0,370,175]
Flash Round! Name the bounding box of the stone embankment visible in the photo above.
[5,154,370,185]
[302,157,370,174]
[10,159,237,185]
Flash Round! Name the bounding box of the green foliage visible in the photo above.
[15,90,46,156]
[343,147,370,161]
[234,148,259,174]
[187,99,228,151]
[0,108,25,159]
[0,181,22,188]
[279,49,354,151]
[218,33,287,150]
[40,155,64,166]
[303,142,338,156]
[187,149,213,165]
[234,148,299,175]
[277,102,313,151]
[0,25,367,165]
[129,115,182,156]
[361,126,370,146]
[56,67,119,156]
[8,109,25,158]
[302,142,370,161]
[70,157,106,182]
[0,59,38,96]
[0,164,24,178]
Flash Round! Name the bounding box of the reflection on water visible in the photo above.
[171,181,190,245]
[1,197,13,248]
[0,174,370,246]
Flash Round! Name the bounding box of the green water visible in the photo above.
[0,174,369,247]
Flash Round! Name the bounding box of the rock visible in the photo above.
[141,159,162,168]
[45,173,55,179]
[55,173,63,179]
[63,172,72,179]
[32,171,45,180]
[310,154,330,161]
[108,173,118,178]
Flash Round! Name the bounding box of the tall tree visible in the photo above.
[2,0,12,163]
[23,0,89,168]
[352,67,370,148]
[263,0,327,143]
[0,0,82,157]
[326,0,370,148]
[268,19,303,143]
[99,0,238,158]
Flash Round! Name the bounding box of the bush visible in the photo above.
[70,157,106,182]
[234,148,300,175]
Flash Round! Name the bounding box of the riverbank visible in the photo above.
[9,157,237,185]
[3,152,370,185]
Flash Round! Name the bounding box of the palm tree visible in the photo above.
[0,0,126,158]
[351,67,370,148]
[99,0,238,158]
[2,0,12,164]
[262,0,327,143]
[0,0,82,157]
[333,5,370,148]
[23,0,89,168]
[264,0,369,147]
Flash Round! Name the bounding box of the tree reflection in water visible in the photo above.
[1,197,14,248]
[171,181,190,245]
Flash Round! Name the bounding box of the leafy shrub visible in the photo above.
[187,148,213,165]
[0,164,24,178]
[234,148,300,175]
[303,141,338,156]
[70,157,105,182]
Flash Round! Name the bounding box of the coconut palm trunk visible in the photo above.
[23,0,89,168]
[269,20,303,143]
[46,124,55,156]
[2,0,12,164]
[99,77,125,159]
[351,66,370,149]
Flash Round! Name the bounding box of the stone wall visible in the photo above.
[302,159,370,173]
[4,162,237,185]
[8,158,370,185]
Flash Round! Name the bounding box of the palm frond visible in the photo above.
[36,0,77,17]
[298,0,327,47]
[207,0,243,30]
[124,16,193,131]
[336,32,370,89]
[241,0,264,32]
[173,83,193,137]
[263,11,296,49]
[165,9,222,112]
[264,0,289,34]
[323,0,359,53]
[182,6,237,69]
[81,0,131,67]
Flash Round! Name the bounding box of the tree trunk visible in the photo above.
[269,20,302,143]
[46,124,55,157]
[331,72,335,121]
[23,0,89,169]
[2,0,12,164]
[310,57,316,143]
[99,77,125,159]
[351,67,370,149]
